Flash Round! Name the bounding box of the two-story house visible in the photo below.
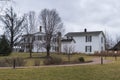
[61,29,105,54]
[20,27,61,53]
[19,28,105,54]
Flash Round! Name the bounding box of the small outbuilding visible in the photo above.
[111,41,120,51]
[109,41,120,55]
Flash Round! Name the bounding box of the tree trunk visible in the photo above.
[29,43,32,58]
[46,45,50,57]
[30,51,32,58]
[10,41,14,52]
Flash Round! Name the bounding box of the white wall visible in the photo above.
[73,36,85,53]
[32,33,58,53]
[61,41,75,53]
[98,33,105,51]
[25,31,105,54]
[32,41,46,52]
[73,36,100,53]
[64,32,105,54]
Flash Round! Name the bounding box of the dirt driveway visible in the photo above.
[41,57,112,67]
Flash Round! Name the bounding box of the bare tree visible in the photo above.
[24,11,36,34]
[0,7,25,51]
[63,45,75,63]
[0,0,11,35]
[24,11,37,58]
[104,32,115,50]
[115,35,120,44]
[39,9,63,57]
[0,0,11,13]
[34,41,44,53]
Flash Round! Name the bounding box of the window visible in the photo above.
[35,36,38,40]
[38,36,42,40]
[44,36,46,40]
[85,46,92,52]
[52,46,58,51]
[86,36,92,42]
[29,37,32,42]
[53,38,57,42]
[52,46,55,51]
[101,46,103,51]
[24,38,25,42]
[27,37,30,42]
[33,36,35,41]
[101,37,103,43]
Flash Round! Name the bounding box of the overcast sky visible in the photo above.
[1,0,120,39]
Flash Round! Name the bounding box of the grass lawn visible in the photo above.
[0,53,120,80]
[0,63,120,80]
[0,53,95,66]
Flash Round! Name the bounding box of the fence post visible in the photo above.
[101,51,103,65]
[101,56,103,64]
[114,50,117,61]
[13,59,16,69]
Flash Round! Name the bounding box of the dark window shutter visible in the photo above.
[85,46,87,52]
[86,36,87,42]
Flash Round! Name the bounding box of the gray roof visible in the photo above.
[65,31,104,37]
[111,41,120,50]
[33,32,45,35]
[22,32,45,38]
[61,39,74,42]
[61,39,76,43]
[22,34,33,37]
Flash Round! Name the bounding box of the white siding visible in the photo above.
[32,33,58,53]
[32,41,46,52]
[61,32,105,54]
[98,33,105,51]
[73,36,100,53]
[22,31,105,54]
[61,41,75,53]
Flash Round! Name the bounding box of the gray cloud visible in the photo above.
[1,0,120,38]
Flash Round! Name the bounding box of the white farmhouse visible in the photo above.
[19,28,105,54]
[61,29,105,54]
[20,26,61,53]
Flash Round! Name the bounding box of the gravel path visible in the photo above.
[39,57,112,67]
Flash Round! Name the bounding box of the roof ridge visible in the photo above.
[67,31,103,33]
[65,31,103,36]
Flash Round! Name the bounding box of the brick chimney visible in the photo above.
[84,28,87,32]
[57,32,61,54]
[40,26,42,32]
